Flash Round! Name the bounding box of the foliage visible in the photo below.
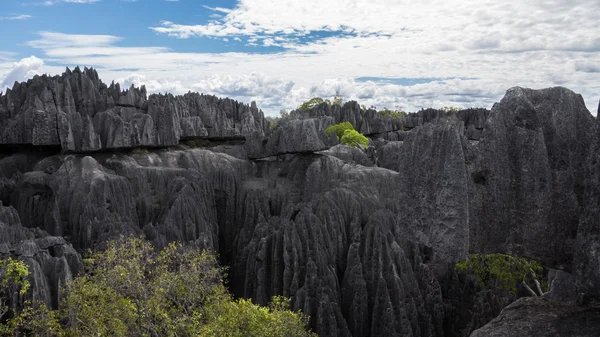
[340,129,370,148]
[440,106,461,113]
[266,117,278,129]
[199,296,315,337]
[298,95,343,111]
[0,301,63,337]
[455,254,546,295]
[279,109,289,118]
[377,108,407,119]
[325,122,355,140]
[0,258,30,321]
[331,95,343,106]
[0,258,61,336]
[0,238,315,337]
[325,122,369,148]
[299,97,326,111]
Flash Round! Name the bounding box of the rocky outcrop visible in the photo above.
[0,67,268,152]
[469,87,594,270]
[292,102,404,135]
[1,69,599,337]
[0,201,82,310]
[574,103,600,305]
[470,297,600,337]
[246,117,337,158]
[396,120,470,263]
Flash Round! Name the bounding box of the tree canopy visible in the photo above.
[455,253,547,295]
[0,237,316,337]
[325,122,369,148]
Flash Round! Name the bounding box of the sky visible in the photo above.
[0,0,599,116]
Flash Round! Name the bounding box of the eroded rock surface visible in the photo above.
[470,297,600,337]
[1,70,599,337]
[0,67,268,151]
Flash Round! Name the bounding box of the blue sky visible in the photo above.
[1,0,599,115]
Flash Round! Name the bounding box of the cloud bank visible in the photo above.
[1,0,599,115]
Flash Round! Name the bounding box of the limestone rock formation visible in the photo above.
[470,297,600,337]
[0,201,82,310]
[1,69,599,337]
[469,87,594,270]
[0,67,268,152]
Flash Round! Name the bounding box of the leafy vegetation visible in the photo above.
[340,129,369,148]
[298,94,343,111]
[455,254,547,295]
[377,107,407,119]
[0,237,315,337]
[325,121,355,140]
[325,122,369,148]
[440,106,461,113]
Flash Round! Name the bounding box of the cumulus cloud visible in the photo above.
[0,56,44,90]
[115,73,187,94]
[16,0,600,116]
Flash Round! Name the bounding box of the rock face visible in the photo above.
[1,69,599,337]
[575,105,600,305]
[0,201,82,310]
[470,297,600,337]
[0,67,268,152]
[469,87,594,269]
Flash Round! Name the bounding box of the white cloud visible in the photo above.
[0,56,44,90]
[41,0,100,4]
[0,14,32,20]
[11,0,600,116]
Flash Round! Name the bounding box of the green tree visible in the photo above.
[0,258,62,337]
[0,238,315,337]
[340,129,369,148]
[331,95,343,106]
[455,254,547,295]
[298,98,325,111]
[325,121,355,140]
[440,106,460,113]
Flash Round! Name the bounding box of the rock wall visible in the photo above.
[0,67,268,152]
[1,68,599,337]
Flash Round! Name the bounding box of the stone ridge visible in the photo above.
[0,67,268,152]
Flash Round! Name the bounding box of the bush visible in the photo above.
[325,122,369,148]
[299,98,326,111]
[298,95,343,111]
[340,129,369,148]
[455,254,546,295]
[0,238,316,337]
[377,108,406,119]
[325,122,355,140]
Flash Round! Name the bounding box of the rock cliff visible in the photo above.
[0,68,599,337]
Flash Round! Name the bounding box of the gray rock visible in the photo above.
[470,87,594,269]
[470,297,600,337]
[0,68,268,152]
[247,118,336,158]
[318,144,374,166]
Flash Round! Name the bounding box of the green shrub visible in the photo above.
[440,106,460,113]
[325,121,355,140]
[455,254,546,294]
[377,108,407,119]
[299,98,326,111]
[341,129,369,148]
[0,238,315,337]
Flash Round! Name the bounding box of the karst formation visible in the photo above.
[1,67,599,336]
